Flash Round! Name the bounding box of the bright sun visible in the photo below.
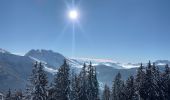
[69,10,78,20]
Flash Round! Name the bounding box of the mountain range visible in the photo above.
[0,48,169,91]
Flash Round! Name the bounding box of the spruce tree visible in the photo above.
[78,63,88,100]
[70,71,80,100]
[141,61,160,100]
[52,59,70,100]
[124,76,136,100]
[152,63,164,99]
[26,62,48,100]
[112,72,124,100]
[162,64,170,99]
[142,61,154,100]
[87,62,99,100]
[135,63,146,99]
[25,62,38,100]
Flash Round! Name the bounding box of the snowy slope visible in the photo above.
[0,50,34,90]
[29,56,58,74]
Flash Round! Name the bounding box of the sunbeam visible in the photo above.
[72,23,76,57]
[69,0,78,57]
[76,20,92,47]
[63,0,84,57]
[56,23,70,41]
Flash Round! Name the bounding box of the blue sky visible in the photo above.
[0,0,170,63]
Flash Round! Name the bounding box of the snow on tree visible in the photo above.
[124,76,136,100]
[162,64,170,99]
[138,61,162,100]
[25,62,38,100]
[51,59,70,100]
[135,63,147,100]
[11,59,170,100]
[87,62,99,100]
[112,72,125,100]
[26,62,48,100]
[77,63,88,100]
[70,71,80,100]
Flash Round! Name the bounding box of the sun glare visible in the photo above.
[69,10,78,20]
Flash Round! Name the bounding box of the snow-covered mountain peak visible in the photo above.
[0,48,11,54]
[25,49,59,55]
[25,49,65,68]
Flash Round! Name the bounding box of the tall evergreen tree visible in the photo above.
[93,65,99,100]
[135,63,146,100]
[124,76,136,100]
[78,63,88,100]
[141,61,160,100]
[112,72,125,100]
[52,59,70,100]
[25,62,38,100]
[70,71,80,100]
[152,63,164,99]
[26,62,48,100]
[135,63,145,100]
[102,84,111,100]
[142,61,154,100]
[162,64,170,99]
[87,62,99,100]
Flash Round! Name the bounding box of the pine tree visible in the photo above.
[162,64,170,99]
[25,62,38,100]
[52,59,70,100]
[26,62,48,100]
[93,65,99,100]
[87,62,99,100]
[78,63,88,100]
[102,84,111,100]
[152,63,164,99]
[135,63,146,99]
[70,71,80,100]
[112,72,124,100]
[124,76,136,100]
[143,61,154,100]
[141,61,160,100]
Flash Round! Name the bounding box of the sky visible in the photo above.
[0,0,170,63]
